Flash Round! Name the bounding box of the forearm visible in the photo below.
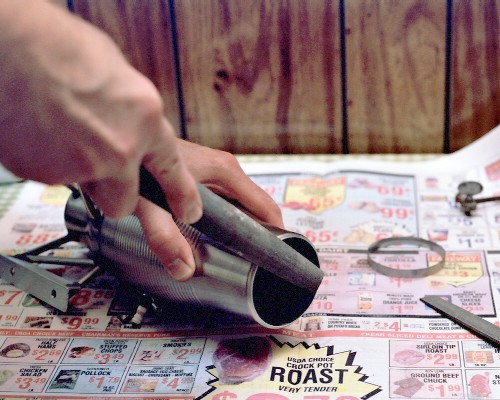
[0,0,137,184]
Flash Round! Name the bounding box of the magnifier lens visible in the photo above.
[458,181,483,196]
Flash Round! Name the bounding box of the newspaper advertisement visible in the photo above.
[0,125,499,399]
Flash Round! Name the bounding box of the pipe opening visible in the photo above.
[251,235,321,327]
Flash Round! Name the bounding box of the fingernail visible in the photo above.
[183,201,203,224]
[167,258,195,281]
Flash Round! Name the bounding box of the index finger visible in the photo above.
[142,117,202,224]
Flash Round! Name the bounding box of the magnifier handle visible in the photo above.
[475,195,500,204]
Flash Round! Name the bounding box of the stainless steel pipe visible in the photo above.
[65,193,321,328]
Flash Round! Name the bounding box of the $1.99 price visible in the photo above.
[428,384,462,397]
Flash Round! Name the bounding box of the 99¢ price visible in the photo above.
[380,207,411,219]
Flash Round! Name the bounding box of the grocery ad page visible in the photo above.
[0,125,498,399]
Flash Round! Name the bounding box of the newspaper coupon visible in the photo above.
[0,125,498,399]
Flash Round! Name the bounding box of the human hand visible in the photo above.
[177,139,284,228]
[135,139,284,280]
[0,2,283,282]
[0,1,201,278]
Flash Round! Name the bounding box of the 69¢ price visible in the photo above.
[377,185,407,196]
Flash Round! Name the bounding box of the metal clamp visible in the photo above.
[367,237,446,278]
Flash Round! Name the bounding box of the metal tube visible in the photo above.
[139,167,324,293]
[65,195,322,328]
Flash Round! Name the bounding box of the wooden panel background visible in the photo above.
[345,0,447,153]
[450,0,499,152]
[70,0,499,154]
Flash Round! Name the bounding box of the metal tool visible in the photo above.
[0,170,323,328]
[455,181,500,216]
[421,295,500,346]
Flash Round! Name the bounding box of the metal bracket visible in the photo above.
[0,254,100,312]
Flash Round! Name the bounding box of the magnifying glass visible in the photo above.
[455,181,500,216]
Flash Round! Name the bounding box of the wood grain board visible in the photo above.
[69,0,499,154]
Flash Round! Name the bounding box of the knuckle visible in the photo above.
[134,82,165,127]
[145,223,182,260]
[218,150,239,167]
[210,149,241,173]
